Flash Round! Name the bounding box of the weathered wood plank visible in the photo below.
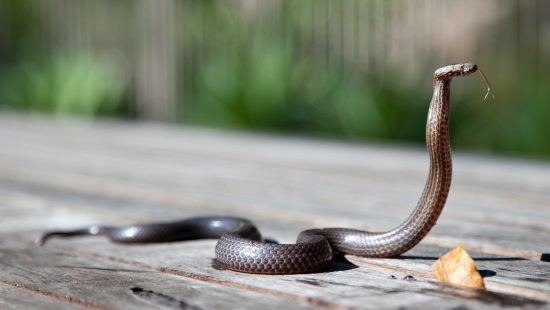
[1,119,548,227]
[0,147,547,259]
[33,236,549,308]
[2,186,548,304]
[1,116,548,215]
[1,115,549,309]
[348,246,550,299]
[0,283,90,310]
[0,180,546,263]
[2,184,548,308]
[0,239,322,310]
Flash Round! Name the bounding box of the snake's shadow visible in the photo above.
[398,255,526,262]
[323,255,359,272]
[211,255,358,273]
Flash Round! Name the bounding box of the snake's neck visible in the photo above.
[322,77,458,258]
[397,78,453,246]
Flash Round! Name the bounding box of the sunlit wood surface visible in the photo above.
[1,115,548,309]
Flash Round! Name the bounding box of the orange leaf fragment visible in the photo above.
[432,245,485,289]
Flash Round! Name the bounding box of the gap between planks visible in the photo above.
[13,234,549,305]
[2,172,545,262]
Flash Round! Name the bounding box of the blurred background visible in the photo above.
[0,0,549,158]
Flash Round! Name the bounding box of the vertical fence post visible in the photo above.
[135,0,177,122]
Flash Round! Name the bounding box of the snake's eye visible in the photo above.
[460,64,464,70]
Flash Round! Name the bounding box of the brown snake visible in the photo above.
[40,63,489,274]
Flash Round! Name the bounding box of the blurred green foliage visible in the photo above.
[182,1,432,143]
[1,1,549,158]
[189,42,428,142]
[0,55,127,116]
[180,1,550,158]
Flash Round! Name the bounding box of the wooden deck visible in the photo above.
[1,114,548,309]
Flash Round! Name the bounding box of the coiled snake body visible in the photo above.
[40,63,482,274]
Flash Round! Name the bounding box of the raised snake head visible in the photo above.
[434,63,478,80]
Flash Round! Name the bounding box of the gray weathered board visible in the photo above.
[0,114,548,310]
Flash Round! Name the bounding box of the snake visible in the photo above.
[39,63,489,274]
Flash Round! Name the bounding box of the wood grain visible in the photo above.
[0,114,548,309]
[1,238,323,310]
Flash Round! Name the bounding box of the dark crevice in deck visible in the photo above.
[131,287,203,310]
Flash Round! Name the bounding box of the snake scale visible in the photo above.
[40,63,487,274]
